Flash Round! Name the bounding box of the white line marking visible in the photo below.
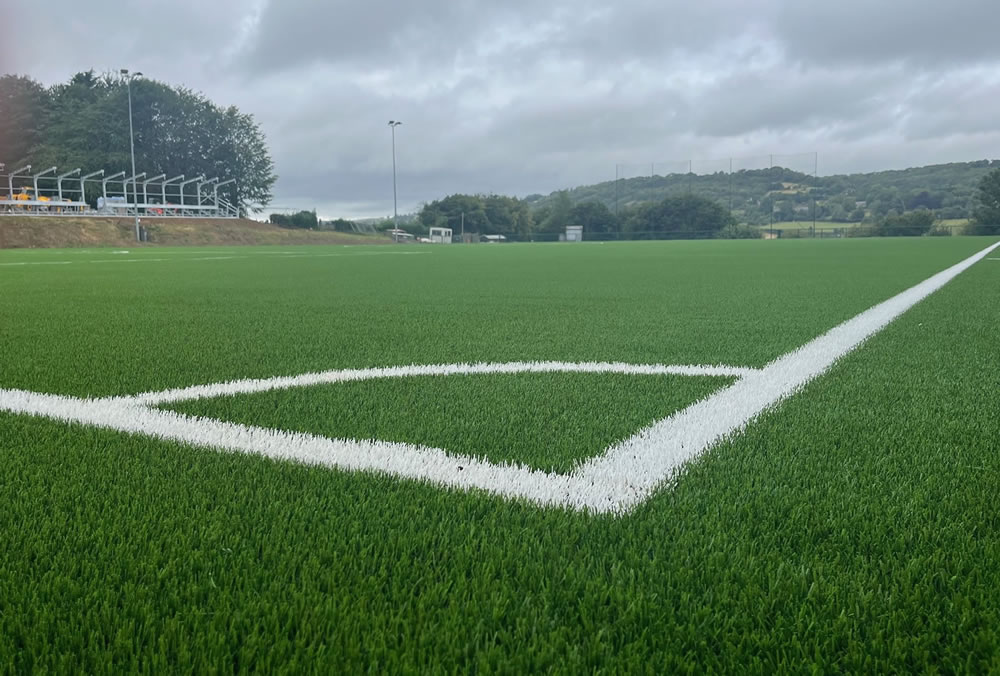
[0,261,73,266]
[108,361,759,407]
[188,256,246,261]
[1,241,997,514]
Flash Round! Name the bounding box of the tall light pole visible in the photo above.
[121,69,143,241]
[388,120,401,229]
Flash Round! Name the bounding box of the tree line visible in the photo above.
[411,192,738,238]
[528,160,1000,226]
[401,167,1000,239]
[0,72,276,214]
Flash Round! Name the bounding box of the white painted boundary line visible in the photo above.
[1,241,997,515]
[109,361,760,407]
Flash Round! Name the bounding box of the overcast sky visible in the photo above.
[2,0,999,218]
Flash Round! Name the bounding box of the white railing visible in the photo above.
[0,167,239,219]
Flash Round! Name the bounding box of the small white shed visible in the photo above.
[429,227,453,243]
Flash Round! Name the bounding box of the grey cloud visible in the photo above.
[3,0,1000,219]
[771,0,1000,67]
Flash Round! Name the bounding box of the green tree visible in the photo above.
[484,194,533,236]
[968,168,1000,235]
[568,201,618,235]
[419,194,488,234]
[874,209,936,236]
[270,210,317,229]
[0,75,52,168]
[27,71,276,214]
[539,190,572,233]
[624,194,735,238]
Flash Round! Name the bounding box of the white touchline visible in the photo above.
[1,241,997,515]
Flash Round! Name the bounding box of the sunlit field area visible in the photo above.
[2,237,999,671]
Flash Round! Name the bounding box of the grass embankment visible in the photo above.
[0,216,384,248]
[1,238,998,671]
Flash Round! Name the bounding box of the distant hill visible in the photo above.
[524,160,998,225]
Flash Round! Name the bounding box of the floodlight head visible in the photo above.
[389,120,401,127]
[120,68,128,75]
[134,72,143,78]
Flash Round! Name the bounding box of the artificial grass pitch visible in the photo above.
[164,371,734,472]
[1,237,999,671]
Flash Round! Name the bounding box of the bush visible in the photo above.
[846,225,877,238]
[964,221,1000,235]
[872,210,936,237]
[270,210,317,229]
[715,224,762,239]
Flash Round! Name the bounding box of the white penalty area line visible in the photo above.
[1,241,997,515]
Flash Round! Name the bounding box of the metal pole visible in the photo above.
[178,176,203,209]
[125,73,141,241]
[392,125,397,228]
[143,174,165,209]
[389,120,401,229]
[9,165,29,202]
[57,169,80,201]
[33,167,56,200]
[102,171,124,201]
[162,175,184,206]
[688,159,692,194]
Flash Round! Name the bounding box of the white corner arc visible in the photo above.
[1,241,997,515]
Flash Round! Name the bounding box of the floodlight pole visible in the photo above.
[125,172,145,225]
[122,69,143,241]
[388,120,401,229]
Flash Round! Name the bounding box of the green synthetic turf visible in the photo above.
[1,237,998,671]
[164,372,734,472]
